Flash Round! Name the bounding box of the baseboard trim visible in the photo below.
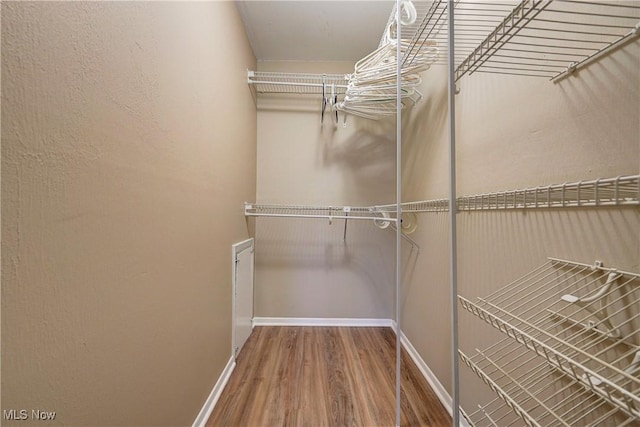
[394,324,471,427]
[192,356,236,427]
[252,317,394,328]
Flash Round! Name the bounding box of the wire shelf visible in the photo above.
[248,2,639,95]
[461,338,640,427]
[244,174,637,235]
[401,0,640,81]
[247,71,348,95]
[457,175,640,211]
[459,257,640,425]
[380,175,640,214]
[377,199,450,213]
[244,203,397,223]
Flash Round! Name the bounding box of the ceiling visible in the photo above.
[235,1,395,62]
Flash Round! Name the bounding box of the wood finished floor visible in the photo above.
[206,327,451,427]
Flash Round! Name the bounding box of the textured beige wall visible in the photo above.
[254,61,396,319]
[401,36,639,414]
[1,2,256,426]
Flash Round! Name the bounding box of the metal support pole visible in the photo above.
[395,0,403,426]
[447,0,460,426]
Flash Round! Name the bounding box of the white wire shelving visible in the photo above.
[244,203,396,222]
[459,257,640,427]
[377,198,451,213]
[457,175,640,210]
[247,2,442,121]
[243,203,427,250]
[247,1,640,100]
[244,174,638,240]
[382,175,640,213]
[461,338,640,427]
[247,71,348,95]
[402,0,640,81]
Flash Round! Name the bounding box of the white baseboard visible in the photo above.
[252,317,394,327]
[393,323,471,427]
[192,356,236,427]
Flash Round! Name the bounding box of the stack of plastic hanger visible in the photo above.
[336,0,438,120]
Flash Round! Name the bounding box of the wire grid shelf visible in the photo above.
[380,175,639,213]
[376,199,450,213]
[247,71,348,95]
[245,174,637,223]
[459,257,640,426]
[461,338,640,427]
[248,1,639,95]
[457,175,640,210]
[244,203,397,223]
[401,0,640,81]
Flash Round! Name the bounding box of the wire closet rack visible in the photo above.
[456,175,640,210]
[244,203,423,249]
[244,203,397,223]
[247,71,348,95]
[459,257,640,426]
[378,174,640,213]
[247,1,640,105]
[403,0,640,81]
[244,174,638,244]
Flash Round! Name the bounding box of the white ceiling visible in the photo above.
[236,1,395,61]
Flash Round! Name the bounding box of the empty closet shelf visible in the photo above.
[247,71,348,95]
[457,175,640,210]
[378,174,639,214]
[244,203,398,222]
[377,199,450,213]
[459,257,640,422]
[460,337,640,427]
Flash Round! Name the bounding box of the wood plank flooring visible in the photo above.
[207,327,451,427]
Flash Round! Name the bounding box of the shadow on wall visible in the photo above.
[400,238,422,307]
[254,219,395,295]
[318,114,397,204]
[401,70,449,200]
[259,94,397,204]
[254,217,354,269]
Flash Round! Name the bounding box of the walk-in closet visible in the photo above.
[2,1,639,426]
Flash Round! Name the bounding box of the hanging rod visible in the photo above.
[459,257,640,425]
[244,203,398,223]
[244,174,637,239]
[245,203,423,250]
